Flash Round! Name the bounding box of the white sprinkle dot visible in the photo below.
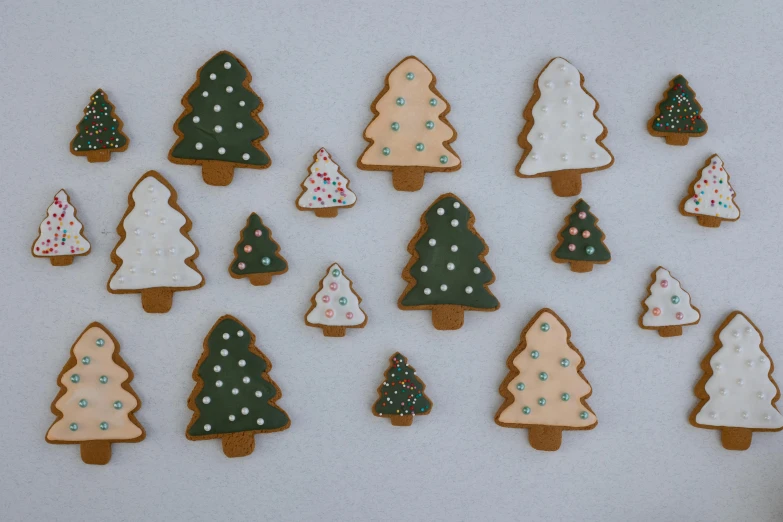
[239,101,245,107]
[241,407,249,415]
[203,424,211,431]
[228,415,235,421]
[451,245,458,252]
[226,86,233,93]
[447,262,455,271]
[236,122,243,129]
[238,359,246,367]
[450,219,459,227]
[473,267,481,274]
[436,208,445,216]
[213,365,221,372]
[232,388,239,395]
[220,349,228,356]
[213,105,221,112]
[214,125,223,133]
[242,153,250,160]
[195,142,203,150]
[440,284,448,291]
[465,286,473,294]
[209,73,216,80]
[420,265,428,273]
[223,333,230,340]
[215,380,223,387]
[193,116,200,123]
[243,376,250,384]
[255,391,263,397]
[218,147,226,155]
[423,288,431,295]
[201,91,209,98]
[202,396,211,404]
[453,202,460,209]
[428,239,436,246]
[237,330,244,337]
[256,418,265,425]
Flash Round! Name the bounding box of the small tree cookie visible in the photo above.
[46,323,145,464]
[229,213,287,286]
[552,199,610,273]
[639,266,700,337]
[70,89,129,163]
[691,311,783,450]
[296,147,357,218]
[186,315,290,458]
[648,75,707,146]
[680,154,739,228]
[495,309,597,451]
[516,57,613,197]
[305,263,367,337]
[399,193,499,330]
[107,171,204,313]
[358,56,460,192]
[32,189,91,266]
[169,51,270,186]
[373,352,432,426]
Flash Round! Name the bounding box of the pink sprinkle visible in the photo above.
[322,295,330,303]
[568,244,576,252]
[238,262,246,270]
[244,245,252,253]
[254,229,262,237]
[652,307,661,317]
[329,282,338,291]
[346,312,354,320]
[660,280,668,288]
[325,309,334,318]
[676,312,684,320]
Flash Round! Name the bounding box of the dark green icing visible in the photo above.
[651,75,707,134]
[172,52,270,166]
[374,353,431,416]
[71,90,128,152]
[188,317,289,436]
[230,213,287,275]
[553,199,610,262]
[400,195,498,309]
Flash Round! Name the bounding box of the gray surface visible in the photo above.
[2,0,782,520]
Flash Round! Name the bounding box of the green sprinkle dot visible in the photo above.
[396,97,405,106]
[415,143,424,152]
[671,295,680,305]
[382,147,391,156]
[95,338,105,347]
[70,374,80,383]
[516,382,525,391]
[82,356,91,365]
[99,422,109,431]
[391,122,399,131]
[439,155,448,164]
[406,72,415,80]
[78,399,88,408]
[539,372,548,381]
[560,358,570,368]
[561,393,570,401]
[538,398,547,406]
[429,98,438,106]
[99,375,108,384]
[113,401,123,410]
[261,257,271,266]
[580,411,589,420]
[540,322,550,332]
[585,246,595,256]
[339,297,348,306]
[425,121,435,130]
[331,268,341,278]
[522,406,531,415]
[530,350,540,359]
[69,423,78,431]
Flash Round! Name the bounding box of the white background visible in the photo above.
[2,1,782,520]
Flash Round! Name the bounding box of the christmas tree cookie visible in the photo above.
[373,352,432,426]
[305,263,367,337]
[296,148,357,217]
[639,267,700,337]
[357,56,460,192]
[648,75,707,146]
[229,213,287,286]
[107,171,204,313]
[516,57,613,197]
[46,323,145,464]
[32,189,90,266]
[186,315,290,458]
[169,51,270,186]
[552,199,610,273]
[399,193,499,330]
[691,312,783,450]
[495,309,597,451]
[680,154,739,228]
[70,89,129,163]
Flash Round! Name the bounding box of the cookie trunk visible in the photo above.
[80,441,112,465]
[390,415,414,427]
[550,172,582,197]
[221,432,256,458]
[658,325,683,337]
[696,215,722,228]
[721,427,752,451]
[249,273,272,286]
[314,207,338,218]
[392,167,426,192]
[569,260,594,273]
[323,325,347,337]
[431,305,464,330]
[665,134,689,146]
[86,149,111,162]
[141,288,173,313]
[50,255,74,266]
[202,161,235,186]
[528,426,563,452]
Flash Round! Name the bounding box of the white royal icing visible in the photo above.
[642,267,699,327]
[696,313,783,429]
[297,148,356,209]
[683,155,739,219]
[109,176,202,290]
[34,190,90,257]
[518,58,612,176]
[306,263,365,326]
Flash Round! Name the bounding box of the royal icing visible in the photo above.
[642,267,699,327]
[297,148,356,209]
[518,58,612,176]
[650,75,707,135]
[306,263,366,326]
[71,90,128,154]
[359,57,459,168]
[109,174,202,290]
[188,316,289,437]
[552,199,610,263]
[683,155,739,219]
[695,313,783,429]
[497,311,596,427]
[170,51,269,167]
[400,194,498,309]
[33,190,90,257]
[374,353,431,417]
[47,325,142,441]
